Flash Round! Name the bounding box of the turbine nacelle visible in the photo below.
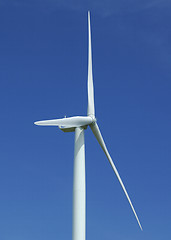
[58,116,95,132]
[59,125,87,133]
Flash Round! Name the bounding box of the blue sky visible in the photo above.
[0,1,171,239]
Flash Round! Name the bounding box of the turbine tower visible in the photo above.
[34,11,142,240]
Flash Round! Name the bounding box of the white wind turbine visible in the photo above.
[34,11,142,240]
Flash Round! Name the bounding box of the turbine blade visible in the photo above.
[87,11,95,117]
[90,122,143,230]
[34,116,93,127]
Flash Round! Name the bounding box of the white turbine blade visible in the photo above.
[34,116,93,127]
[90,122,143,230]
[87,11,95,117]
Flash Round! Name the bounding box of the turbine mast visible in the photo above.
[72,127,86,240]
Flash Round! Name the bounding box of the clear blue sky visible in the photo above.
[0,1,171,239]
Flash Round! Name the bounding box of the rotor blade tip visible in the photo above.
[34,121,43,126]
[88,11,90,19]
[137,219,143,231]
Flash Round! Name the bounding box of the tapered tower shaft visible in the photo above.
[72,127,86,240]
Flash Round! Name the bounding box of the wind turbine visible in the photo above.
[34,11,142,240]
